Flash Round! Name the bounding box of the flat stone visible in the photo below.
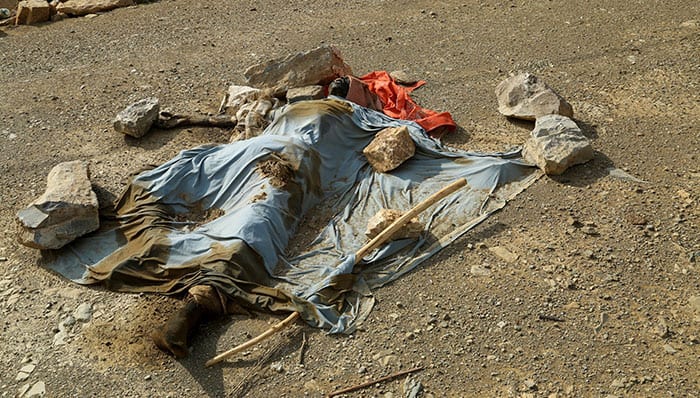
[363,125,416,173]
[244,46,352,94]
[15,0,49,25]
[522,114,593,175]
[17,161,99,250]
[25,381,45,398]
[470,264,492,277]
[286,85,325,103]
[389,70,419,85]
[56,0,134,16]
[495,73,573,120]
[365,208,423,241]
[688,296,700,312]
[113,97,160,138]
[489,246,519,263]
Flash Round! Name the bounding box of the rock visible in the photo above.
[73,303,92,322]
[56,0,134,16]
[365,208,423,241]
[0,0,18,11]
[113,97,160,138]
[688,296,700,312]
[363,126,416,173]
[495,73,573,120]
[15,363,36,381]
[17,161,99,250]
[286,85,325,103]
[522,114,593,175]
[390,70,419,85]
[15,0,49,25]
[244,46,352,94]
[0,7,11,18]
[523,379,538,390]
[663,344,677,354]
[25,381,45,398]
[53,329,68,346]
[470,264,492,277]
[489,246,519,263]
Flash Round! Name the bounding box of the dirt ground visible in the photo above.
[1,1,698,397]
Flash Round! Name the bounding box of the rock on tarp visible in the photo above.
[56,0,135,17]
[45,99,540,333]
[496,73,573,121]
[522,114,593,175]
[365,209,423,241]
[363,125,416,173]
[17,161,99,250]
[244,46,353,94]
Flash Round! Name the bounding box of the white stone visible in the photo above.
[522,114,593,175]
[73,303,92,322]
[17,161,99,250]
[25,381,45,397]
[496,73,573,120]
[113,97,160,138]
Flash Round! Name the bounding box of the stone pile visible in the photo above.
[17,161,99,250]
[496,73,592,175]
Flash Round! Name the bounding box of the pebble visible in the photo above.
[270,362,284,373]
[470,264,492,277]
[663,344,677,354]
[524,378,537,389]
[73,303,93,322]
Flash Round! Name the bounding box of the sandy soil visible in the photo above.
[1,1,698,397]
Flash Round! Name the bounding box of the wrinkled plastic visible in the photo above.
[47,98,539,333]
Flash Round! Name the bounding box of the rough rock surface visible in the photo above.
[522,114,593,175]
[244,45,352,94]
[495,73,573,120]
[286,85,325,103]
[56,0,134,17]
[17,161,99,249]
[113,97,160,138]
[15,0,48,24]
[363,126,416,173]
[365,209,424,241]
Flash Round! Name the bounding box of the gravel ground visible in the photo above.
[1,1,698,397]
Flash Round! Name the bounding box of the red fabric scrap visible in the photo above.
[360,70,456,137]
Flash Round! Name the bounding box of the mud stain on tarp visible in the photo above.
[256,153,295,189]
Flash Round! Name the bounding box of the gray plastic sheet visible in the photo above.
[47,98,540,333]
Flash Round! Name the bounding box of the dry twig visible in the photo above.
[326,366,424,398]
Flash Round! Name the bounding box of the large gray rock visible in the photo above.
[363,126,415,173]
[113,97,160,138]
[496,73,573,120]
[56,0,134,17]
[17,161,99,250]
[522,114,593,175]
[244,46,352,94]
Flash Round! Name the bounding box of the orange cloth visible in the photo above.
[360,70,456,137]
